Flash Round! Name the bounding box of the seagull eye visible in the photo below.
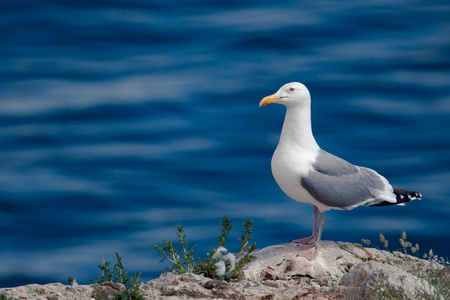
[289,87,295,92]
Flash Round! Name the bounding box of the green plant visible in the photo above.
[234,219,257,275]
[89,252,143,300]
[0,294,17,300]
[194,216,235,278]
[218,216,233,247]
[155,216,256,280]
[154,224,195,274]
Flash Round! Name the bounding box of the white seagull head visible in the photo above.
[259,82,311,108]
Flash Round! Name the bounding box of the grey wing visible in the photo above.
[301,150,394,209]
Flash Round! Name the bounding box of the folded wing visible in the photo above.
[300,150,397,210]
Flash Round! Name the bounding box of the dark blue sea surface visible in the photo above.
[0,0,449,287]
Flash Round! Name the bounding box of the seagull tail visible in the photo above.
[370,188,422,207]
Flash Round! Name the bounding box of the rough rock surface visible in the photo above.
[1,241,446,300]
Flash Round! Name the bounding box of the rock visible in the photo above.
[0,241,446,300]
[144,272,212,299]
[241,241,366,282]
[0,283,94,300]
[340,261,438,300]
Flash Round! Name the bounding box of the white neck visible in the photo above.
[279,105,320,151]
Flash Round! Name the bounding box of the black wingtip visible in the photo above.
[370,188,421,207]
[394,188,422,204]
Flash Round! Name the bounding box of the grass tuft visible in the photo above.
[84,251,143,300]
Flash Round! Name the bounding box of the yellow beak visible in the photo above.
[259,94,280,107]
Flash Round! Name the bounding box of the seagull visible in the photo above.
[260,82,421,260]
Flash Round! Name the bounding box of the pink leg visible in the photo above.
[291,206,319,245]
[298,211,325,260]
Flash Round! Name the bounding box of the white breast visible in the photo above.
[271,143,319,206]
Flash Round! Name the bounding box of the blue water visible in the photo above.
[1,0,449,288]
